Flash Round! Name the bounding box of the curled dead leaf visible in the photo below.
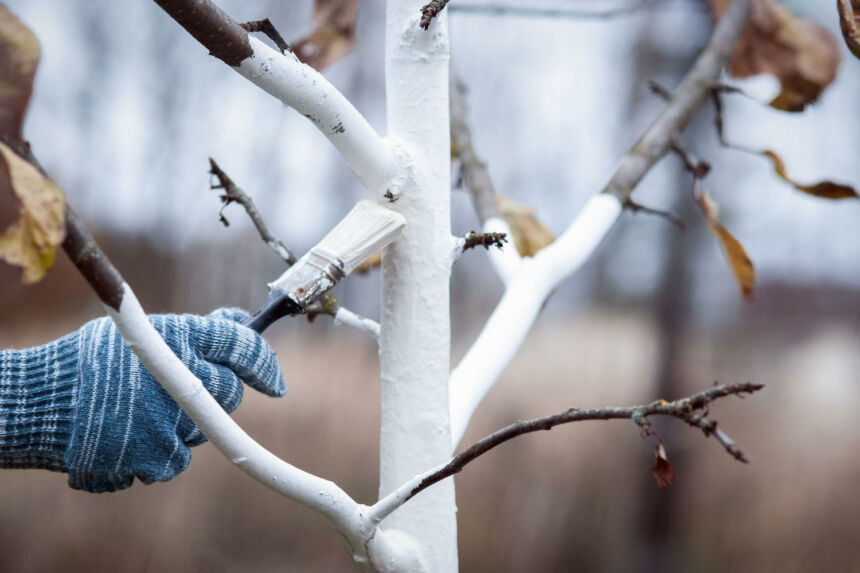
[0,3,39,144]
[694,187,755,301]
[837,0,860,60]
[762,150,858,200]
[709,0,841,111]
[0,142,65,283]
[293,0,360,71]
[652,443,675,489]
[495,194,555,257]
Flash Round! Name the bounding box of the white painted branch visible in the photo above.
[104,283,403,564]
[449,194,622,446]
[481,217,521,284]
[334,306,381,339]
[447,0,752,449]
[235,37,395,198]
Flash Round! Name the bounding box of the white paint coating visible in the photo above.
[334,307,380,339]
[105,284,409,567]
[482,216,521,284]
[377,3,458,571]
[449,194,623,447]
[236,37,395,198]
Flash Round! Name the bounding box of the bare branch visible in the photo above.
[153,0,251,66]
[240,18,291,55]
[373,383,763,524]
[462,231,507,251]
[447,0,693,20]
[622,198,686,230]
[450,73,499,223]
[208,158,296,265]
[420,0,450,30]
[602,0,752,202]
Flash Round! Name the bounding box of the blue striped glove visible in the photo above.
[0,308,285,493]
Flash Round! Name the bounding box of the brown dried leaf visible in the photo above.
[495,194,555,257]
[761,150,858,200]
[0,3,40,144]
[292,0,360,71]
[0,142,65,282]
[695,189,755,301]
[837,0,860,60]
[354,249,381,274]
[652,443,675,489]
[709,0,841,111]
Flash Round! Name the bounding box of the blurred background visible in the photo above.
[1,0,858,571]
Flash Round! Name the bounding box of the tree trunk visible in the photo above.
[378,3,458,571]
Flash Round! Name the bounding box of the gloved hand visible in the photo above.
[0,308,285,493]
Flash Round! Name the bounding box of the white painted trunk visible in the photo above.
[377,3,458,571]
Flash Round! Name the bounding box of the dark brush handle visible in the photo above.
[243,290,304,333]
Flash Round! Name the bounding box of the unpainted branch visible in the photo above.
[373,383,762,523]
[153,0,251,66]
[462,231,507,251]
[450,74,499,223]
[240,18,291,55]
[601,0,752,201]
[447,0,688,20]
[420,0,450,30]
[209,158,296,265]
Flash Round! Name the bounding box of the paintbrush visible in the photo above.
[244,199,406,333]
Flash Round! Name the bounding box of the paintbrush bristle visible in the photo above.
[316,200,406,274]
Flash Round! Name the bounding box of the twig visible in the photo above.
[601,0,752,201]
[371,382,763,523]
[447,0,697,20]
[153,0,251,66]
[647,79,674,101]
[670,138,711,179]
[240,18,291,54]
[208,158,297,265]
[623,198,686,230]
[450,73,500,223]
[420,0,450,30]
[463,231,507,251]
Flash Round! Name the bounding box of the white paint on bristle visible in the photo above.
[317,200,407,274]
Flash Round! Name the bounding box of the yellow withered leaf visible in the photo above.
[0,142,65,283]
[0,3,40,144]
[495,194,555,257]
[762,150,858,200]
[695,189,755,301]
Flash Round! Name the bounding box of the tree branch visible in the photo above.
[447,0,697,20]
[462,231,507,251]
[209,158,296,265]
[420,0,450,30]
[373,383,762,524]
[153,0,251,66]
[450,73,499,223]
[602,0,751,202]
[240,18,291,55]
[448,0,753,448]
[153,0,395,199]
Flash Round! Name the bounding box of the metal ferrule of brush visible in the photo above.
[274,248,346,309]
[243,249,346,333]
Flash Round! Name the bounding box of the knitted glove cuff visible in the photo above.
[0,332,79,472]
